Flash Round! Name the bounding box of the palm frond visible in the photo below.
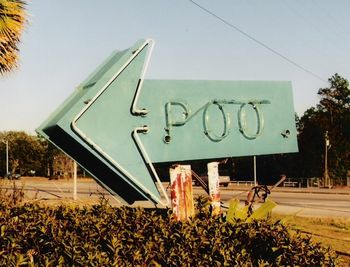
[0,0,27,74]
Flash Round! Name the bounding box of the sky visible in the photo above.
[0,0,349,133]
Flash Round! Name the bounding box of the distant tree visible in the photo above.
[298,74,350,184]
[297,107,325,178]
[0,131,74,177]
[0,131,45,175]
[0,0,27,74]
[318,74,350,182]
[318,73,350,116]
[39,138,60,177]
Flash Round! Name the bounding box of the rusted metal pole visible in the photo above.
[207,162,221,215]
[169,165,195,221]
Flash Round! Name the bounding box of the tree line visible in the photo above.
[0,132,59,177]
[1,74,349,184]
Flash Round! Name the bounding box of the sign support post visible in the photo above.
[207,162,221,215]
[170,165,195,221]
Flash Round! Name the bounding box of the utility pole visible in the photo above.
[323,131,330,188]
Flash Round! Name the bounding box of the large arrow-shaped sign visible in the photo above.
[37,39,298,205]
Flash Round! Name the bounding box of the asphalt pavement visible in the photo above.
[1,177,349,218]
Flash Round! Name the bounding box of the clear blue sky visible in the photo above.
[0,0,349,133]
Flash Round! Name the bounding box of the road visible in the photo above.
[1,177,349,218]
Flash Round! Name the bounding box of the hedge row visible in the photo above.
[0,198,337,266]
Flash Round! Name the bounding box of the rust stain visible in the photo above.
[170,166,194,221]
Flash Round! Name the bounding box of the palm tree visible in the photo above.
[0,0,27,74]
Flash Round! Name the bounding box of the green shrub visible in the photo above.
[0,198,338,266]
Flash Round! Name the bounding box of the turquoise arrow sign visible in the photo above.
[37,39,298,205]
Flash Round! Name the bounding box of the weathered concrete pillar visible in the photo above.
[169,165,195,221]
[207,162,221,215]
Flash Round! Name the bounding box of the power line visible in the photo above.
[189,0,327,83]
[284,0,348,52]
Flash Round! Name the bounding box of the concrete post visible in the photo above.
[207,162,221,215]
[169,165,194,221]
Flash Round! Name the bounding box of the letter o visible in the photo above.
[203,101,230,142]
[238,102,264,139]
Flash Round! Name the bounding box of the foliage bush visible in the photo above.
[0,197,338,266]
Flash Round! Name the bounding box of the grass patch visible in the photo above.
[273,214,350,265]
